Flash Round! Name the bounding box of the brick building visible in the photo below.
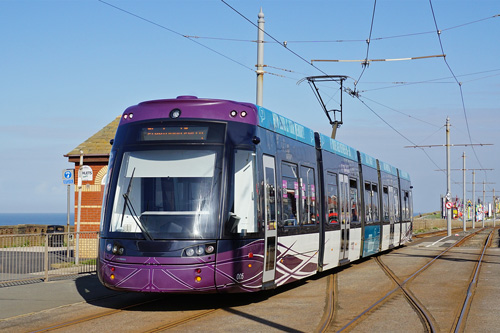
[64,116,120,233]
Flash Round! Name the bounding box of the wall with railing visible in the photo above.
[0,231,98,286]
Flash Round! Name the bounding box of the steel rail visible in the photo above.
[30,297,164,333]
[453,229,494,333]
[143,309,219,332]
[375,257,436,333]
[315,273,336,333]
[31,295,221,333]
[336,228,485,332]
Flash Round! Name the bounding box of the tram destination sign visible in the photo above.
[141,126,209,141]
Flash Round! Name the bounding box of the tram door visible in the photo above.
[339,174,350,262]
[388,186,395,246]
[262,155,277,285]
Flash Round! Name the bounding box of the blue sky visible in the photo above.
[0,0,498,214]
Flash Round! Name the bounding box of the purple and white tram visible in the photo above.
[98,96,412,293]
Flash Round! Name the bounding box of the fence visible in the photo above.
[0,231,99,286]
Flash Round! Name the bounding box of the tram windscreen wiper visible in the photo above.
[120,168,154,241]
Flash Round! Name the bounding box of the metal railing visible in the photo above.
[0,231,99,286]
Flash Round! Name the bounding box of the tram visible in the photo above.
[98,96,412,293]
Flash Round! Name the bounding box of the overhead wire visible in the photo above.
[219,0,330,77]
[355,0,378,89]
[99,0,492,188]
[180,13,499,45]
[359,95,441,128]
[220,0,453,176]
[360,68,500,92]
[356,96,448,176]
[428,0,490,184]
[97,0,255,72]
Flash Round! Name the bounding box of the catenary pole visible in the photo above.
[462,152,466,232]
[472,170,476,229]
[482,181,486,227]
[446,117,451,236]
[256,8,264,106]
[494,188,496,227]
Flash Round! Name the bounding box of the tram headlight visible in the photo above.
[196,246,205,256]
[205,245,215,254]
[230,110,238,117]
[185,247,195,257]
[111,243,124,255]
[240,111,247,118]
[170,108,181,119]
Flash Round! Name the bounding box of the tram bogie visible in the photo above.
[98,96,412,293]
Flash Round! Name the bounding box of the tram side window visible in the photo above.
[227,150,257,234]
[364,183,372,223]
[265,165,277,230]
[281,162,299,227]
[372,184,379,222]
[350,179,360,223]
[393,189,400,222]
[382,186,389,222]
[327,173,339,224]
[403,191,409,220]
[300,166,316,225]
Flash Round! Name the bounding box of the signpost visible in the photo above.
[62,169,74,258]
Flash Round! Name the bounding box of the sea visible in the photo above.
[0,213,76,227]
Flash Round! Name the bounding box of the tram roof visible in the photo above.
[256,106,316,146]
[317,133,358,162]
[359,151,378,169]
[379,160,398,177]
[121,96,259,126]
[399,169,411,181]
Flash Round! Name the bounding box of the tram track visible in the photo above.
[30,297,165,332]
[374,256,436,332]
[451,228,494,333]
[5,228,495,333]
[141,308,220,333]
[318,228,493,332]
[27,294,224,333]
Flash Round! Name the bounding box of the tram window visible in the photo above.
[109,149,220,239]
[364,183,372,223]
[403,191,409,220]
[300,166,316,225]
[349,179,359,222]
[393,189,400,221]
[327,173,339,224]
[227,150,257,234]
[382,186,389,222]
[372,184,379,222]
[281,162,299,227]
[264,164,277,230]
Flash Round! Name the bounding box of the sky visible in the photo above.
[0,0,499,215]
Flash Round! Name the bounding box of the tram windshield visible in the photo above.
[109,148,222,239]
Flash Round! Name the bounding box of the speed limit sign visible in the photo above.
[445,201,453,209]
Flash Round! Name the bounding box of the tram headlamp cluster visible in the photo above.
[183,243,216,257]
[107,242,124,255]
[229,110,248,118]
[123,113,134,119]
